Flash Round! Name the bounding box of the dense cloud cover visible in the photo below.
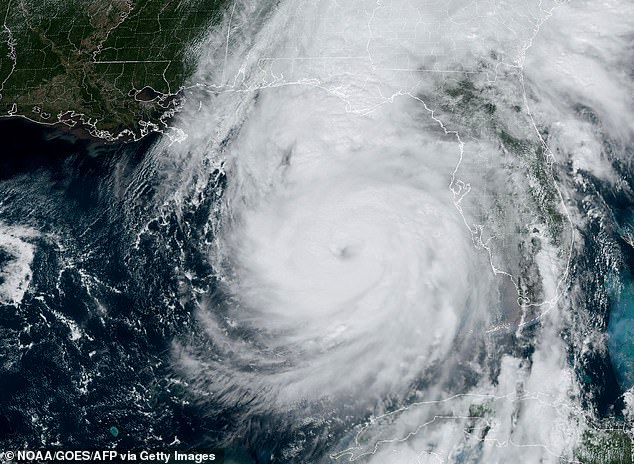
[134,0,634,461]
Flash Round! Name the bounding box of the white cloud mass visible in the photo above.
[135,0,634,461]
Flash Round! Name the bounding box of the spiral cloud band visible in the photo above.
[135,0,634,461]
[209,87,497,402]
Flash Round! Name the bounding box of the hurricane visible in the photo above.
[1,0,632,462]
[119,0,634,461]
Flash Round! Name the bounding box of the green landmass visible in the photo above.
[0,0,227,140]
[577,428,633,464]
[440,76,567,240]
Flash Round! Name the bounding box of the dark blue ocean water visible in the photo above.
[608,212,634,391]
[608,279,634,390]
[0,118,255,462]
